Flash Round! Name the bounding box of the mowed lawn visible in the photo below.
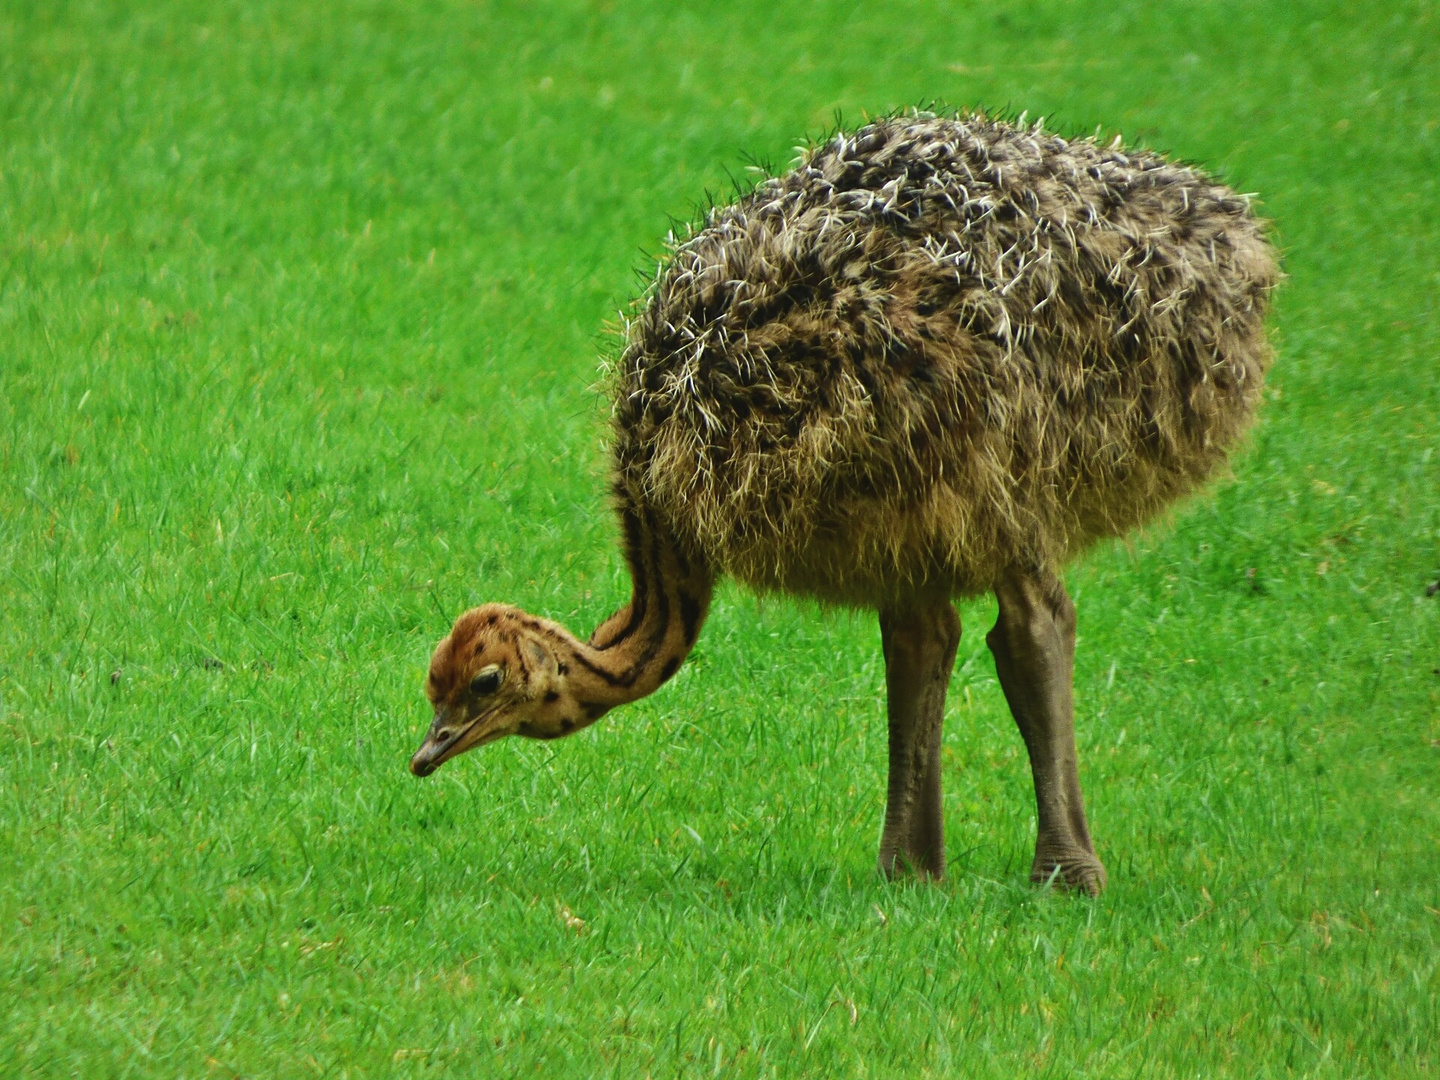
[2,1,1437,1076]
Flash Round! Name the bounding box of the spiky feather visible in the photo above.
[609,110,1280,607]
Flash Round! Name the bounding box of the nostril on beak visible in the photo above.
[409,732,450,778]
[411,707,476,778]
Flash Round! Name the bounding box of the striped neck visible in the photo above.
[554,507,713,712]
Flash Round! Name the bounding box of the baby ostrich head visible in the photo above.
[409,603,595,777]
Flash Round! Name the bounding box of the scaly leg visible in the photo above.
[987,569,1106,895]
[877,600,961,880]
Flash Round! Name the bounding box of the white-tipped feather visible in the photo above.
[608,109,1280,607]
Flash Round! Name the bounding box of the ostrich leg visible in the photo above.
[987,570,1107,895]
[877,600,961,879]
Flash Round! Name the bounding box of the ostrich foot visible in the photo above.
[1031,846,1108,896]
[879,800,947,881]
[880,852,945,882]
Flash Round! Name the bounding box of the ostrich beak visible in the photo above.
[409,705,466,777]
[410,703,510,776]
[409,738,445,777]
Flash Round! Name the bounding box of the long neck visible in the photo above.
[548,506,713,712]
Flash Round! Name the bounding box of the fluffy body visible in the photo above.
[612,111,1279,606]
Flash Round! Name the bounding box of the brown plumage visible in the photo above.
[412,110,1279,894]
[612,110,1278,606]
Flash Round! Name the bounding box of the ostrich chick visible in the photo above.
[410,112,1279,895]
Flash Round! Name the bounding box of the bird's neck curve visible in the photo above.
[546,507,713,714]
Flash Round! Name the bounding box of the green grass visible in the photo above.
[2,0,1437,1075]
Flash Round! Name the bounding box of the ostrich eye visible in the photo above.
[469,666,503,696]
